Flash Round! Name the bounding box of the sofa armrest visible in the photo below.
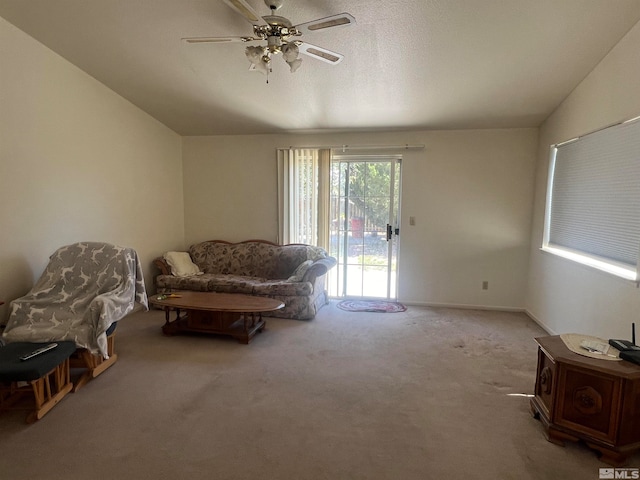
[152,257,171,276]
[301,257,337,284]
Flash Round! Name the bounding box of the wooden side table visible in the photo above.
[531,335,640,465]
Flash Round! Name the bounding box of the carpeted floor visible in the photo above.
[1,301,637,479]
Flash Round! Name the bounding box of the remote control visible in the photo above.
[19,343,58,361]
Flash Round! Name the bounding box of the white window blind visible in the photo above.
[544,117,640,279]
[277,148,330,247]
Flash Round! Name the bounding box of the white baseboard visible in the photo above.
[523,309,557,335]
[332,298,558,334]
[400,301,525,313]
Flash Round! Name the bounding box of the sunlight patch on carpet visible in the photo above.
[337,300,407,313]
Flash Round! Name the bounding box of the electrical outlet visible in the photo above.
[482,281,489,290]
[409,216,415,226]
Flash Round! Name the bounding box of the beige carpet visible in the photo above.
[1,302,636,479]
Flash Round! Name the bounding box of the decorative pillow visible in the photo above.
[163,251,202,277]
[306,246,327,261]
[287,260,314,282]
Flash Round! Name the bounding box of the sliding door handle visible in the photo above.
[386,224,392,241]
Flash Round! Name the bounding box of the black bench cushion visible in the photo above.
[0,341,76,382]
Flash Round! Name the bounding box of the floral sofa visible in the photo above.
[152,240,337,320]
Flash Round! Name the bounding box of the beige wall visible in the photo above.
[183,128,537,309]
[0,13,536,318]
[526,22,640,338]
[0,17,185,322]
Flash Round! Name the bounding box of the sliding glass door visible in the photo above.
[327,156,401,299]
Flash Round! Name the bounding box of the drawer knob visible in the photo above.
[540,367,553,394]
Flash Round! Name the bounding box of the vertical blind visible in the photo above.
[546,117,640,275]
[294,149,319,246]
[277,148,329,247]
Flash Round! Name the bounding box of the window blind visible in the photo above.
[277,148,327,246]
[546,118,640,275]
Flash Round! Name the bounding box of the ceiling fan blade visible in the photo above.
[295,13,355,35]
[222,0,267,25]
[182,36,259,44]
[297,42,344,64]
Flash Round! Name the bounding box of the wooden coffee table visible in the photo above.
[148,291,284,344]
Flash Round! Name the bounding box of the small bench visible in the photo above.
[0,341,76,423]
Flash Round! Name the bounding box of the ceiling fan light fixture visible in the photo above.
[286,57,302,73]
[245,45,271,75]
[282,43,301,73]
[186,1,354,79]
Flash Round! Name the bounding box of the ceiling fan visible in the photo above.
[182,0,355,76]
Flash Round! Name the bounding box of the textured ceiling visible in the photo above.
[1,0,640,136]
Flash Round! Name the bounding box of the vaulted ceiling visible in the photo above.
[2,0,640,136]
